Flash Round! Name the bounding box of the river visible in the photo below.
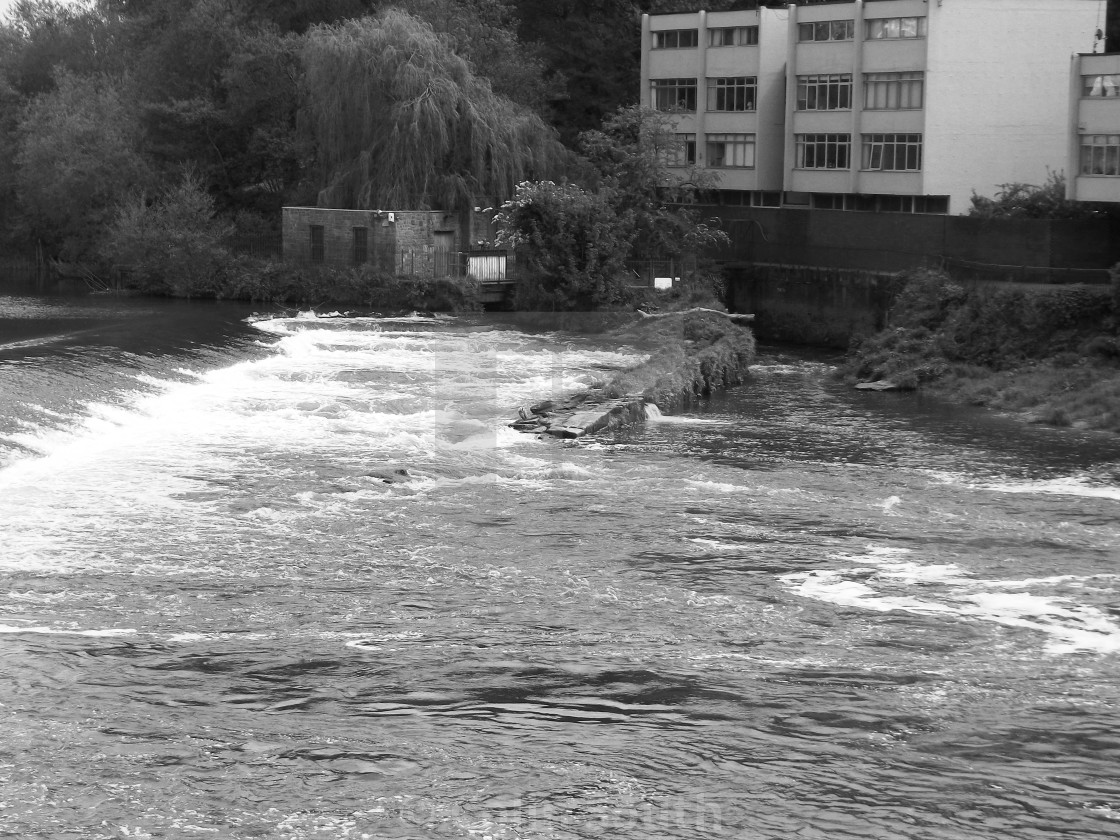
[2,290,1119,840]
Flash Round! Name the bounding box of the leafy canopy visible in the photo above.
[300,8,564,210]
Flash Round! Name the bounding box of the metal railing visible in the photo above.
[939,257,1112,285]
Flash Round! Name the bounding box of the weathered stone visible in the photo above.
[544,426,586,439]
[855,380,900,391]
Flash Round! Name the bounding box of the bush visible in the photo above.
[213,258,481,311]
[496,181,636,310]
[100,173,232,297]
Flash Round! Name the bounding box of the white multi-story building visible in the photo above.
[641,0,1105,214]
[641,6,791,207]
[1068,51,1120,203]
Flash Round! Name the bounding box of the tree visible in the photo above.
[513,0,643,146]
[578,105,728,257]
[385,0,556,112]
[495,180,635,309]
[99,172,233,295]
[15,70,151,258]
[299,8,565,211]
[0,1,125,99]
[968,172,1102,220]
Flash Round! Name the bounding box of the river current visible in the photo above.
[1,292,1119,840]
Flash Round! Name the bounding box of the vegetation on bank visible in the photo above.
[510,305,756,439]
[607,308,757,410]
[840,268,1120,433]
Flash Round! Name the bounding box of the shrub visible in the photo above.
[213,258,481,311]
[100,173,232,297]
[496,181,636,310]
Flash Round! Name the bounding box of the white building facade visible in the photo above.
[642,0,1104,214]
[1068,51,1120,203]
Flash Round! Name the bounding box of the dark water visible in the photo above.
[2,291,1119,840]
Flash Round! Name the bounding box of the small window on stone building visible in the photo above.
[352,227,368,264]
[309,225,325,264]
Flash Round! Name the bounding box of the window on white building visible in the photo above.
[864,72,924,110]
[798,20,854,42]
[797,74,852,110]
[652,29,698,49]
[1082,74,1120,97]
[1080,135,1120,175]
[705,133,756,168]
[865,17,927,40]
[861,134,923,171]
[795,134,850,169]
[708,26,758,47]
[707,77,757,111]
[658,133,696,167]
[651,78,697,112]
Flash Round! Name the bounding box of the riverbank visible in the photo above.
[839,269,1120,433]
[511,307,756,438]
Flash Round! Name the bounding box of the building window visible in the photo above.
[862,134,923,171]
[805,193,948,213]
[796,134,850,170]
[707,77,757,112]
[1080,134,1120,176]
[1083,74,1120,97]
[708,26,758,47]
[705,133,756,168]
[797,74,852,110]
[798,20,854,42]
[865,17,927,40]
[864,72,924,110]
[309,225,324,264]
[352,227,368,264]
[652,29,698,49]
[661,133,697,167]
[651,78,697,112]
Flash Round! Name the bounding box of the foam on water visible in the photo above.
[928,469,1120,502]
[0,623,136,637]
[780,544,1120,654]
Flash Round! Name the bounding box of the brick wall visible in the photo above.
[281,207,464,273]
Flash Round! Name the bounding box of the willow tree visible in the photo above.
[300,9,564,211]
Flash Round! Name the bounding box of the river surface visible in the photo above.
[2,290,1119,840]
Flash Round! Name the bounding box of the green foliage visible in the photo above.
[514,0,642,146]
[386,0,556,111]
[496,180,635,310]
[968,171,1100,220]
[215,258,482,311]
[0,1,123,98]
[100,173,233,296]
[16,70,151,259]
[841,269,1120,430]
[1111,262,1120,327]
[123,1,304,215]
[300,9,564,211]
[578,106,729,258]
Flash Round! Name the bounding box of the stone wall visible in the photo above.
[725,263,899,348]
[706,206,1120,277]
[281,207,463,274]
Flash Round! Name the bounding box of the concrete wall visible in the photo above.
[924,0,1101,212]
[706,205,1120,273]
[724,262,897,347]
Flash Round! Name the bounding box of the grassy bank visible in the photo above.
[105,256,483,313]
[607,308,757,409]
[511,306,756,438]
[840,269,1120,432]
